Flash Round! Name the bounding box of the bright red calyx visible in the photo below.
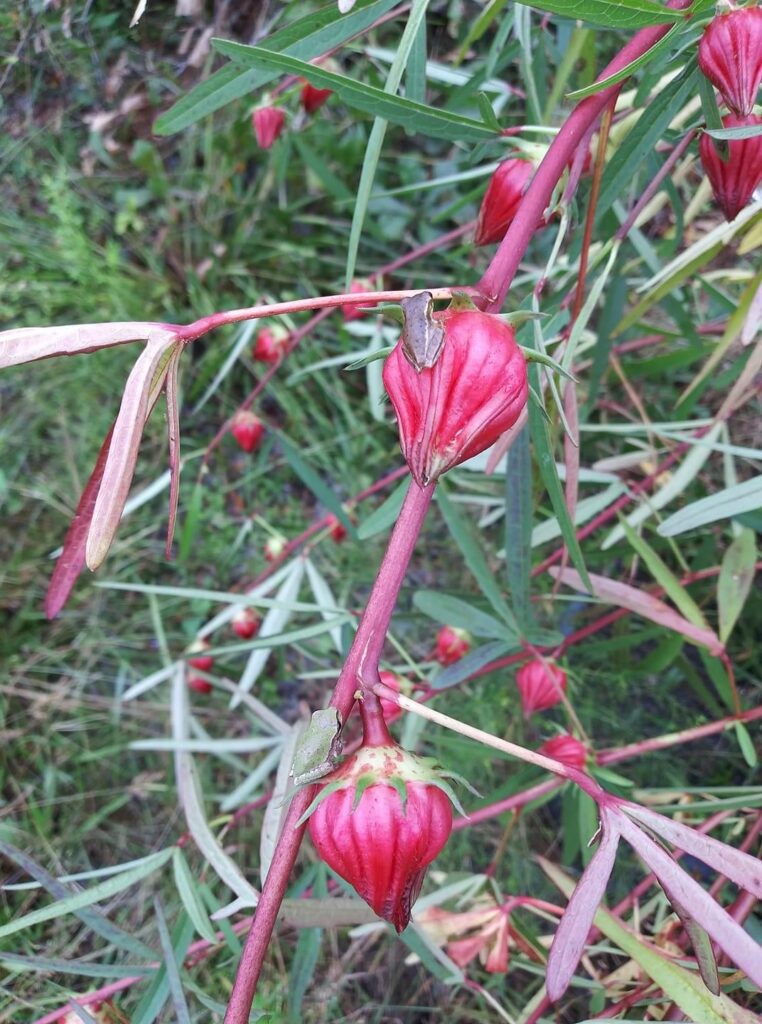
[698,6,762,117]
[538,733,587,769]
[699,113,762,221]
[301,81,333,114]
[382,309,528,488]
[474,159,536,246]
[326,514,348,543]
[435,626,471,666]
[516,660,567,716]
[232,607,261,640]
[188,674,213,695]
[252,106,286,149]
[230,410,265,453]
[187,638,214,672]
[342,279,378,322]
[306,742,454,932]
[252,325,288,364]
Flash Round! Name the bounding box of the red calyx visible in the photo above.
[230,410,265,453]
[252,326,288,364]
[474,159,537,246]
[342,280,378,322]
[382,308,528,488]
[301,80,333,114]
[699,113,762,221]
[306,704,454,933]
[327,514,348,543]
[435,626,471,666]
[232,607,261,640]
[516,659,567,716]
[188,674,213,695]
[252,106,286,149]
[698,6,762,117]
[187,638,214,672]
[538,733,587,769]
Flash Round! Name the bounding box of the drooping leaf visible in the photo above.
[0,321,162,369]
[164,345,183,558]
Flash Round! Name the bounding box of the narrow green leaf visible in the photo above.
[288,927,322,1022]
[0,847,173,941]
[566,23,681,100]
[431,640,514,689]
[706,122,762,141]
[278,434,356,538]
[523,0,683,28]
[436,486,519,629]
[414,590,512,638]
[154,0,401,135]
[357,478,409,539]
[172,849,219,944]
[717,527,757,643]
[153,897,191,1024]
[504,426,534,630]
[527,373,591,591]
[132,912,195,1024]
[0,952,155,979]
[619,519,707,627]
[658,474,762,537]
[213,42,495,142]
[597,65,699,221]
[734,722,758,769]
[406,12,428,105]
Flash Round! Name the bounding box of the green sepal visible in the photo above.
[519,345,579,383]
[294,778,344,828]
[388,775,409,814]
[446,291,478,313]
[351,773,377,812]
[344,345,394,371]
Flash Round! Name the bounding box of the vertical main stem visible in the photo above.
[223,480,435,1024]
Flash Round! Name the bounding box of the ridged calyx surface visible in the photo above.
[538,734,587,769]
[699,113,762,221]
[252,107,285,149]
[306,744,454,932]
[474,158,536,246]
[516,659,567,716]
[698,6,762,117]
[382,309,528,487]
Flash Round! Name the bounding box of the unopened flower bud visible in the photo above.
[383,309,528,488]
[474,159,536,246]
[698,6,762,117]
[232,607,261,640]
[699,113,762,221]
[342,279,378,322]
[252,106,285,149]
[435,626,471,666]
[326,513,348,543]
[301,80,333,114]
[516,660,567,716]
[230,410,265,453]
[188,674,213,695]
[187,638,214,672]
[306,739,454,932]
[252,325,289,364]
[538,734,587,769]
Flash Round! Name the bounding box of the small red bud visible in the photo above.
[230,410,265,453]
[187,638,214,672]
[301,80,333,114]
[252,106,285,149]
[307,742,453,932]
[264,535,287,562]
[474,159,536,246]
[232,607,261,640]
[187,674,213,695]
[252,325,289,364]
[698,6,762,117]
[516,660,567,716]
[435,626,471,666]
[383,309,528,488]
[378,670,404,723]
[538,733,587,769]
[326,514,348,543]
[699,113,762,221]
[342,279,378,322]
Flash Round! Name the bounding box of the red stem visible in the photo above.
[223,480,435,1024]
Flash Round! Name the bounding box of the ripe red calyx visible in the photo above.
[252,326,288,364]
[698,6,762,117]
[435,626,471,666]
[699,113,762,221]
[232,607,261,640]
[301,81,333,114]
[474,158,536,246]
[187,638,213,672]
[342,280,378,322]
[538,733,587,769]
[383,308,528,488]
[230,410,265,453]
[516,659,567,716]
[252,106,286,149]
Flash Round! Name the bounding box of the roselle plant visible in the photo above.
[3,1,762,1023]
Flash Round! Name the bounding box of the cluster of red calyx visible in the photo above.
[252,325,289,364]
[342,279,379,322]
[516,659,567,717]
[305,696,457,932]
[230,410,265,453]
[382,307,528,489]
[698,5,762,220]
[435,626,471,666]
[252,106,285,150]
[474,158,536,246]
[538,733,587,769]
